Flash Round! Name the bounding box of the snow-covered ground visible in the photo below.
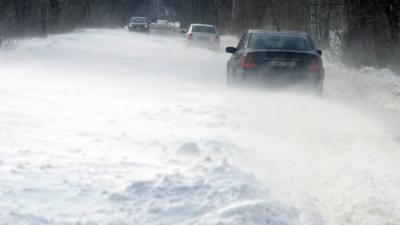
[0,29,399,225]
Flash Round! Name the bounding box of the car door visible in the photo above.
[229,32,249,72]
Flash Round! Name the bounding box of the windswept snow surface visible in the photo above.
[0,29,400,225]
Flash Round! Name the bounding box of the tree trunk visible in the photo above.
[40,0,48,37]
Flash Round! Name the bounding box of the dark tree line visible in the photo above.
[165,0,399,70]
[0,0,149,40]
[343,0,400,68]
[0,0,399,70]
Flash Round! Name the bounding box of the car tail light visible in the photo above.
[308,59,321,72]
[240,54,257,69]
[187,33,193,40]
[215,35,220,43]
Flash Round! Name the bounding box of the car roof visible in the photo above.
[248,29,308,36]
[191,24,216,27]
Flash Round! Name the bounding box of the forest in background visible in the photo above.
[0,0,399,71]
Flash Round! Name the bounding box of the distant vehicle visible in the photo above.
[225,30,324,93]
[185,24,220,49]
[129,17,150,32]
[150,20,175,30]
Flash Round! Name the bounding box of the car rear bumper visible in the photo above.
[129,25,150,32]
[235,70,323,87]
[187,40,220,49]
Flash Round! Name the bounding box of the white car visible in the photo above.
[185,24,220,49]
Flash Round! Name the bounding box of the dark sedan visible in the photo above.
[226,30,324,93]
[128,17,150,32]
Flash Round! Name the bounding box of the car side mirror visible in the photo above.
[226,47,237,54]
[317,50,322,56]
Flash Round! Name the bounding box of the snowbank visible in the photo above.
[0,29,400,225]
[323,50,400,114]
[84,160,298,225]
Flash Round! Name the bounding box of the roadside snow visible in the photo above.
[0,29,399,225]
[86,160,297,225]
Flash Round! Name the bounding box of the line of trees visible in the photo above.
[343,0,400,68]
[168,0,399,70]
[0,0,399,71]
[0,0,149,40]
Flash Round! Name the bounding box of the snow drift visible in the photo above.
[0,29,399,225]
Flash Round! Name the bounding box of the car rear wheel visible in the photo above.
[227,68,236,86]
[315,82,324,96]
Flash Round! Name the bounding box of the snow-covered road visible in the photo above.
[0,29,400,225]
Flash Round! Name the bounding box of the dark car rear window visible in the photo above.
[248,34,313,51]
[192,25,216,33]
[131,17,147,23]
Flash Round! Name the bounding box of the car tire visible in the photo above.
[313,81,324,96]
[227,75,233,86]
[228,70,242,87]
[318,83,324,96]
[227,68,235,86]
